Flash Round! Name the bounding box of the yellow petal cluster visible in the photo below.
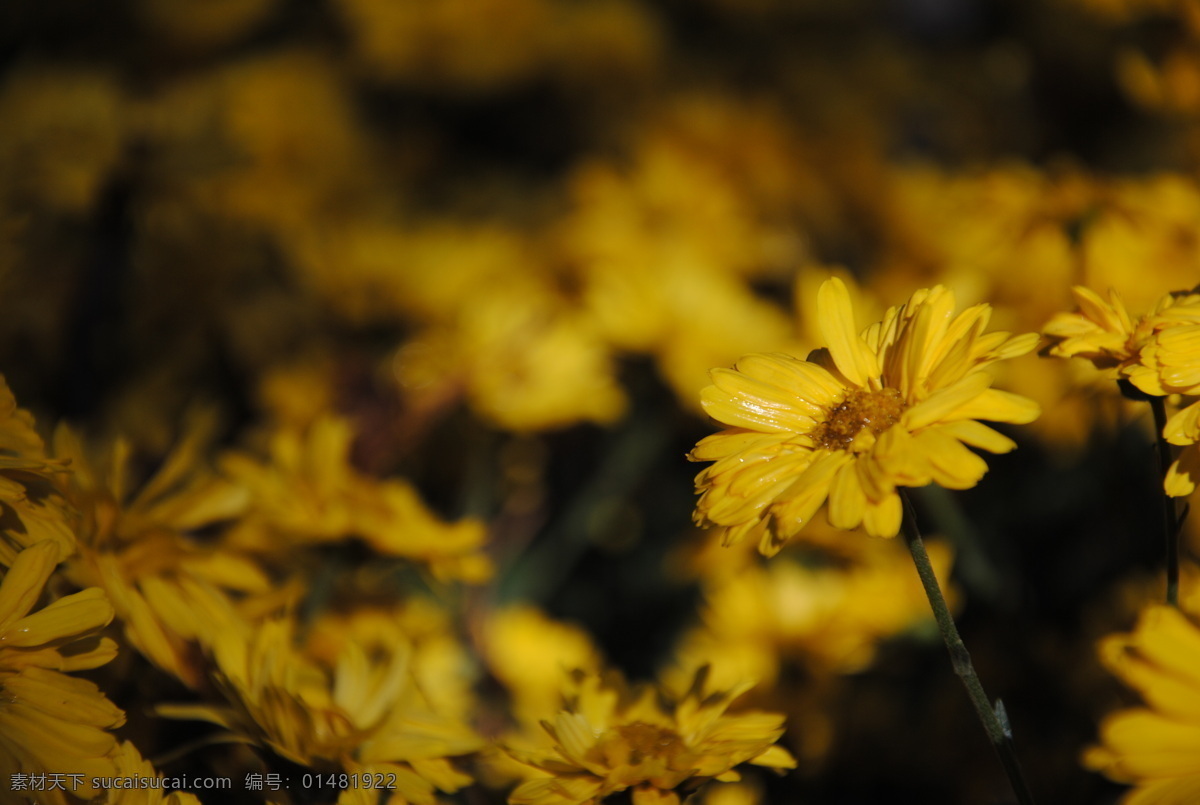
[1042,285,1200,388]
[0,377,75,566]
[1084,603,1200,803]
[691,277,1039,551]
[668,538,955,689]
[1044,286,1200,497]
[0,542,125,805]
[52,422,268,689]
[160,613,482,800]
[221,415,492,581]
[506,669,795,805]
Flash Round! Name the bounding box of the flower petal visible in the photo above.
[818,278,878,387]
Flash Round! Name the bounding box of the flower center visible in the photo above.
[614,721,683,764]
[812,388,906,451]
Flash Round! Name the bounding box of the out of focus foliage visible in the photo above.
[3,0,1200,803]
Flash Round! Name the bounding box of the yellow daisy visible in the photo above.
[1041,285,1200,396]
[690,277,1039,552]
[159,613,481,803]
[220,415,492,582]
[506,669,795,805]
[1083,603,1200,803]
[1044,286,1200,497]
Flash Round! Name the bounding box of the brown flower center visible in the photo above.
[614,721,683,764]
[812,388,906,451]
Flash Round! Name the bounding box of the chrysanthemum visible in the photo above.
[667,537,956,691]
[159,614,482,803]
[1044,286,1200,497]
[0,541,125,805]
[1083,603,1200,803]
[1041,285,1200,395]
[506,669,795,805]
[52,422,268,689]
[690,277,1039,552]
[220,415,493,582]
[0,376,75,566]
[1041,286,1146,371]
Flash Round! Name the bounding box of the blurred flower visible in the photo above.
[479,606,606,789]
[1139,294,1200,497]
[52,419,267,688]
[106,741,203,805]
[305,599,479,723]
[0,376,75,565]
[1043,286,1200,497]
[506,669,794,805]
[0,541,124,805]
[396,287,626,432]
[137,49,373,239]
[134,0,279,52]
[1041,286,1184,382]
[557,104,803,408]
[668,538,955,689]
[693,780,765,805]
[483,606,604,726]
[333,0,553,89]
[1084,602,1200,802]
[221,415,492,580]
[1080,176,1200,314]
[0,67,124,213]
[691,277,1039,552]
[161,615,481,800]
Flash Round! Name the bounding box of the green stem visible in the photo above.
[900,491,1036,805]
[1149,396,1181,608]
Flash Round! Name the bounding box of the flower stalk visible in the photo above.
[1148,396,1181,608]
[900,492,1036,805]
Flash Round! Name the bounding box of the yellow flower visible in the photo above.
[1042,286,1145,372]
[1044,286,1200,497]
[690,278,1039,552]
[667,537,956,690]
[52,422,269,689]
[221,415,493,581]
[160,614,482,801]
[483,606,604,726]
[0,376,76,566]
[1140,297,1200,497]
[1083,603,1200,803]
[507,669,795,805]
[1041,285,1200,381]
[0,541,125,805]
[478,606,606,789]
[1042,285,1200,395]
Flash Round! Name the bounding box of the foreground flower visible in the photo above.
[690,277,1039,552]
[1084,603,1200,803]
[52,422,268,689]
[159,614,481,802]
[506,669,795,805]
[0,541,125,805]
